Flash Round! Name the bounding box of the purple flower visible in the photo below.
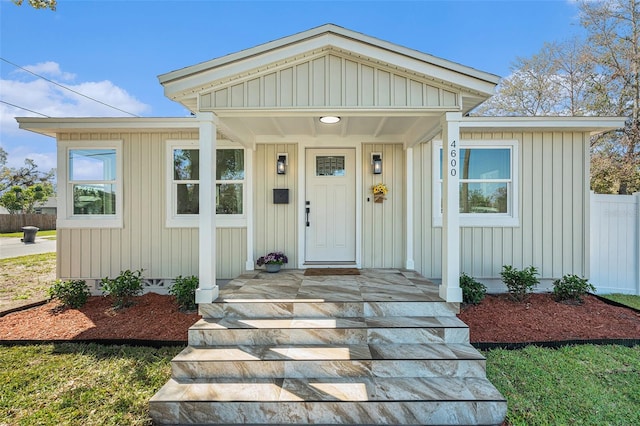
[256,251,288,266]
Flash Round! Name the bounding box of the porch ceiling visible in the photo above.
[216,110,445,148]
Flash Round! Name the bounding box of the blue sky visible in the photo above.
[0,0,585,172]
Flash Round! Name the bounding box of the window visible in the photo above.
[166,141,246,227]
[58,141,123,228]
[433,140,518,227]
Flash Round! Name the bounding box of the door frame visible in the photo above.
[297,139,363,269]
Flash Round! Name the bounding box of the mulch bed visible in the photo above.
[0,292,638,345]
[458,293,640,343]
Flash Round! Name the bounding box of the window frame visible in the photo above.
[432,140,519,228]
[166,140,247,228]
[57,140,123,228]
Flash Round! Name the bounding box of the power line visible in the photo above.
[0,99,50,117]
[1,57,140,117]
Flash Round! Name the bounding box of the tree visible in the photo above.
[12,0,56,11]
[0,183,54,214]
[474,39,594,117]
[0,153,56,213]
[473,0,640,194]
[580,0,640,194]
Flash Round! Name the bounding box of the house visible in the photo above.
[17,24,626,303]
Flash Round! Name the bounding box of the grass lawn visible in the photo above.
[0,252,56,309]
[600,293,640,310]
[487,345,640,425]
[0,229,57,239]
[1,343,638,425]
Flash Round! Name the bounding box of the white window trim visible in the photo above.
[57,140,123,229]
[432,140,519,228]
[165,140,247,228]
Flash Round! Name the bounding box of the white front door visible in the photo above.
[305,148,356,263]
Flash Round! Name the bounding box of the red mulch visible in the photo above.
[0,293,200,342]
[458,293,640,343]
[0,292,638,343]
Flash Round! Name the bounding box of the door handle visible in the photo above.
[306,201,310,227]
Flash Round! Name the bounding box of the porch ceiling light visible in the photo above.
[319,116,341,124]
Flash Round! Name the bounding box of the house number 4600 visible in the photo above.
[449,141,457,177]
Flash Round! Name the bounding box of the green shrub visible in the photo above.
[170,275,198,311]
[47,279,90,309]
[553,274,595,303]
[500,265,539,302]
[100,269,144,309]
[460,273,487,305]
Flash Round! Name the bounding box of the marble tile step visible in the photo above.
[188,316,469,345]
[150,377,507,425]
[199,300,459,319]
[171,343,486,379]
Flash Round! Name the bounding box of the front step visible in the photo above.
[171,343,487,379]
[150,377,506,425]
[150,270,506,425]
[189,316,470,345]
[199,300,460,319]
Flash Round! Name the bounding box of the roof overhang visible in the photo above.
[459,116,628,136]
[16,117,199,138]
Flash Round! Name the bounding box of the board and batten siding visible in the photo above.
[253,143,298,267]
[413,131,590,286]
[362,143,405,268]
[200,53,458,110]
[56,132,246,285]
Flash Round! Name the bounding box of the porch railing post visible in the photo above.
[440,112,462,303]
[196,112,219,304]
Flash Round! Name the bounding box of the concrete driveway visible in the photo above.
[0,236,56,259]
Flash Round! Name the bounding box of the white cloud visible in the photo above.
[22,61,76,81]
[0,61,151,170]
[1,61,150,133]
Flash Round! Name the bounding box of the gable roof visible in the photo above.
[158,24,501,113]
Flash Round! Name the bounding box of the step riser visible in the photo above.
[150,400,506,425]
[199,301,459,319]
[188,327,469,346]
[171,359,487,380]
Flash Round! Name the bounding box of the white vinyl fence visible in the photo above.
[590,192,640,295]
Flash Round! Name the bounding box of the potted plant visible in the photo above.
[256,251,288,273]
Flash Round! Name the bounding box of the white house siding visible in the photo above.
[253,143,299,268]
[56,131,246,287]
[413,131,590,290]
[199,52,458,110]
[362,143,405,268]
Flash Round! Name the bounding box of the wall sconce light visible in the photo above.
[371,153,382,174]
[277,153,288,175]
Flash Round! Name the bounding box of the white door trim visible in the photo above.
[297,139,362,269]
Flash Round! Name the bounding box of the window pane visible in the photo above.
[216,149,244,180]
[460,182,508,213]
[174,149,199,180]
[460,149,510,180]
[73,184,116,215]
[69,149,116,181]
[216,183,243,214]
[316,156,345,176]
[177,183,199,214]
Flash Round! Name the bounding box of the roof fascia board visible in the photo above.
[460,116,627,131]
[17,117,199,137]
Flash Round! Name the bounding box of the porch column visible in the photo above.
[196,112,219,304]
[440,112,462,303]
[405,147,415,270]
